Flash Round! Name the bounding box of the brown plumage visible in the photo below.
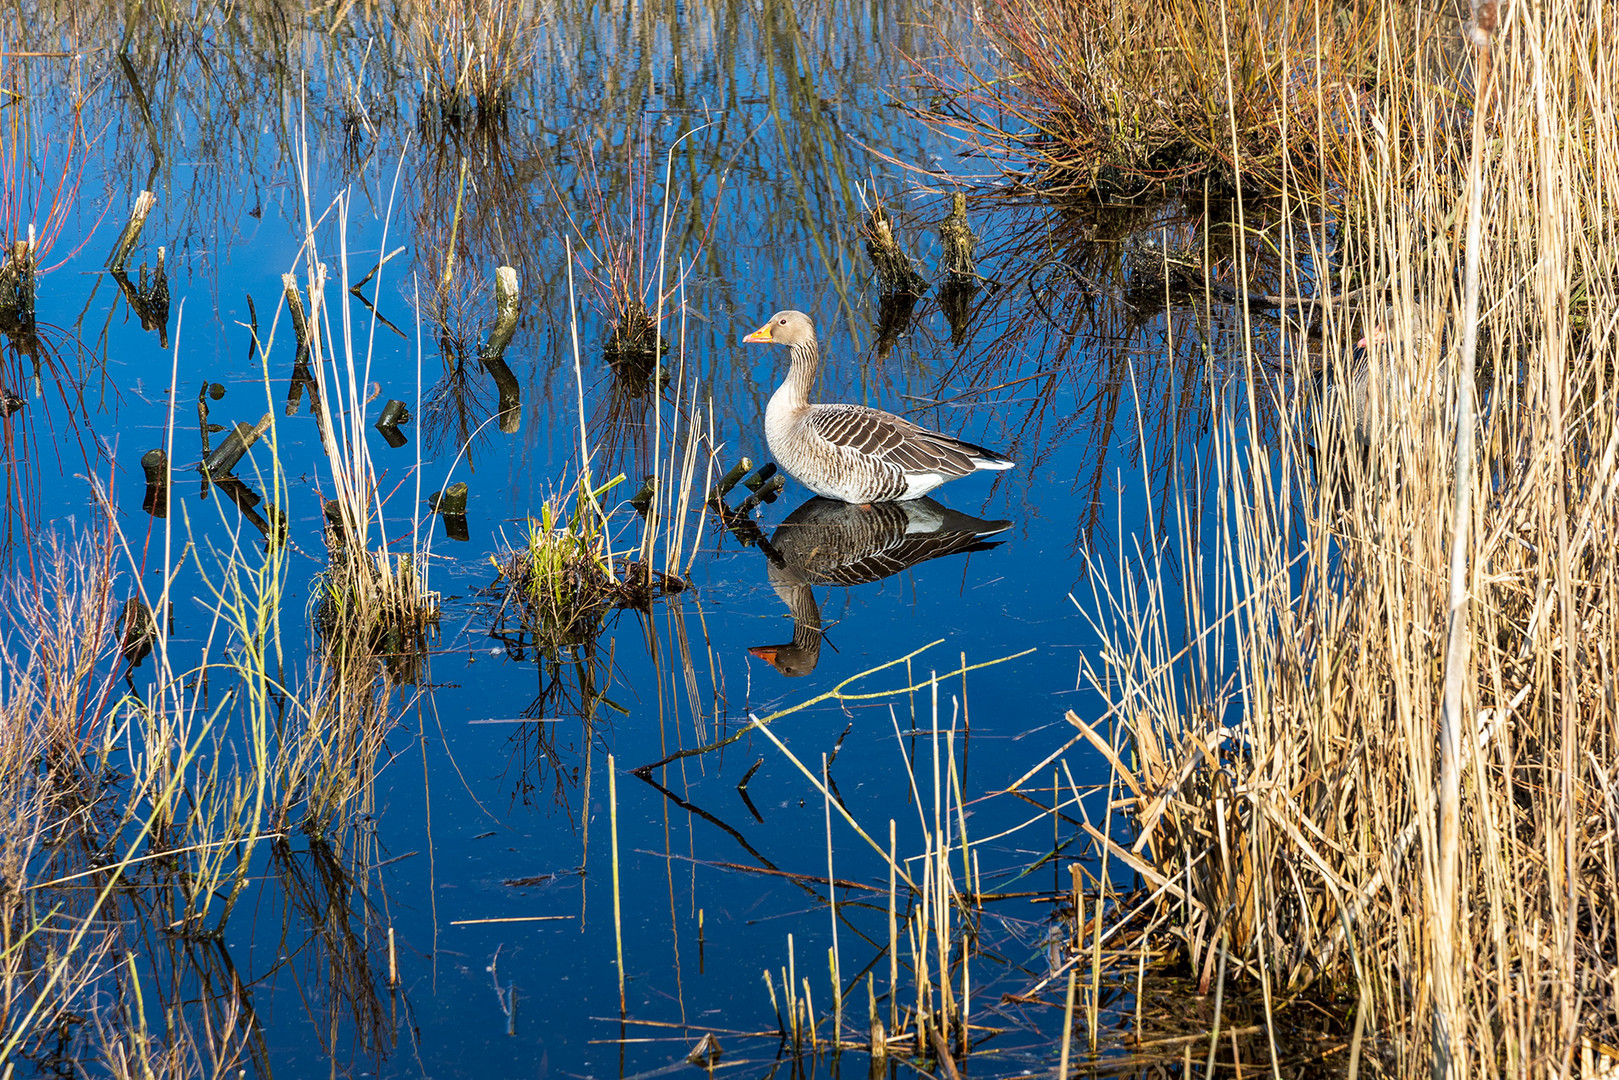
[743,310,1013,503]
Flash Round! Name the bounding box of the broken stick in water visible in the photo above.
[107,191,157,273]
[204,412,273,479]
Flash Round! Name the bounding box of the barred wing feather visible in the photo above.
[806,405,1002,478]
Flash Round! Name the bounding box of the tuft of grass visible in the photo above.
[0,530,137,1063]
[563,135,679,370]
[290,107,442,684]
[494,485,620,654]
[490,476,687,656]
[914,0,1451,200]
[314,544,441,683]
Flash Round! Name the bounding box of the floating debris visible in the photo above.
[685,1032,722,1068]
[141,447,169,518]
[204,412,273,480]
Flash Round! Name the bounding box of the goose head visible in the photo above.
[743,310,816,347]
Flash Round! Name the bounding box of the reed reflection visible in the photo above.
[748,496,1011,677]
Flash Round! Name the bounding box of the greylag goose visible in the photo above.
[749,496,1012,676]
[1331,312,1448,447]
[743,310,1014,503]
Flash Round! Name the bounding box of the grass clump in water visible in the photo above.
[492,480,687,655]
[494,490,618,653]
[314,540,441,685]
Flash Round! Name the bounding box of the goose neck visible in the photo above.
[779,338,819,407]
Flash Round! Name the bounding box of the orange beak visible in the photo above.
[748,645,779,663]
[743,322,774,344]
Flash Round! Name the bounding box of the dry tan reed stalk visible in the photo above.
[1064,0,1619,1069]
[1059,965,1076,1079]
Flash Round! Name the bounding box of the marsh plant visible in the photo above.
[394,0,540,132]
[288,121,442,680]
[917,0,1455,200]
[1051,0,1619,1074]
[493,481,622,655]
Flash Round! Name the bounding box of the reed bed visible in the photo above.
[1028,0,1619,1075]
[0,154,432,1070]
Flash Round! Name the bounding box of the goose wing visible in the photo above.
[805,404,1008,479]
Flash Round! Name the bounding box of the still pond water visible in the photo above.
[0,1,1269,1074]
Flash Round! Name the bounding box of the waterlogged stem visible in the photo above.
[749,718,917,891]
[631,641,1034,775]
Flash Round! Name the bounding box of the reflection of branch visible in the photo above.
[709,493,785,567]
[347,283,407,340]
[107,248,171,347]
[489,944,517,1036]
[633,771,894,965]
[272,845,395,1068]
[642,849,871,893]
[116,55,163,191]
[631,641,1032,775]
[212,477,286,541]
[706,461,787,564]
[632,771,810,890]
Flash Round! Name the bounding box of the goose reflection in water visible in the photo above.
[748,496,1012,677]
